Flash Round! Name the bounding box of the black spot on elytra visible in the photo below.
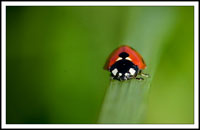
[119,52,129,58]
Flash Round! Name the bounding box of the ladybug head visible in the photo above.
[109,52,139,81]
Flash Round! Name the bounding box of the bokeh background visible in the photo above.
[6,6,194,124]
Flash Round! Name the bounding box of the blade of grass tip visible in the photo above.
[98,7,179,124]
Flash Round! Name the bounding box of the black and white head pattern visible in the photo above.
[109,52,139,81]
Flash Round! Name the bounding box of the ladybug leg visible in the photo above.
[141,73,149,78]
[134,70,144,80]
[138,70,149,78]
[136,77,144,80]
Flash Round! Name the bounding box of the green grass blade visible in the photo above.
[98,7,180,124]
[98,79,151,123]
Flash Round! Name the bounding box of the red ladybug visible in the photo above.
[104,45,149,81]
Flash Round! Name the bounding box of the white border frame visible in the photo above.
[1,1,199,129]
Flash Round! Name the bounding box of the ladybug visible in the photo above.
[104,45,149,81]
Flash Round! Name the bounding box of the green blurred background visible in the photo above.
[6,6,194,124]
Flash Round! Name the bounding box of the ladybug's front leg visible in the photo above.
[141,73,149,78]
[135,73,149,80]
[134,70,144,80]
[138,70,149,78]
[135,77,144,80]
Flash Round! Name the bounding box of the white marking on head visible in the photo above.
[119,73,122,76]
[116,57,123,61]
[112,68,118,76]
[125,73,129,76]
[125,57,132,61]
[129,68,136,75]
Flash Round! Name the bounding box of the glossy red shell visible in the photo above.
[104,45,146,70]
